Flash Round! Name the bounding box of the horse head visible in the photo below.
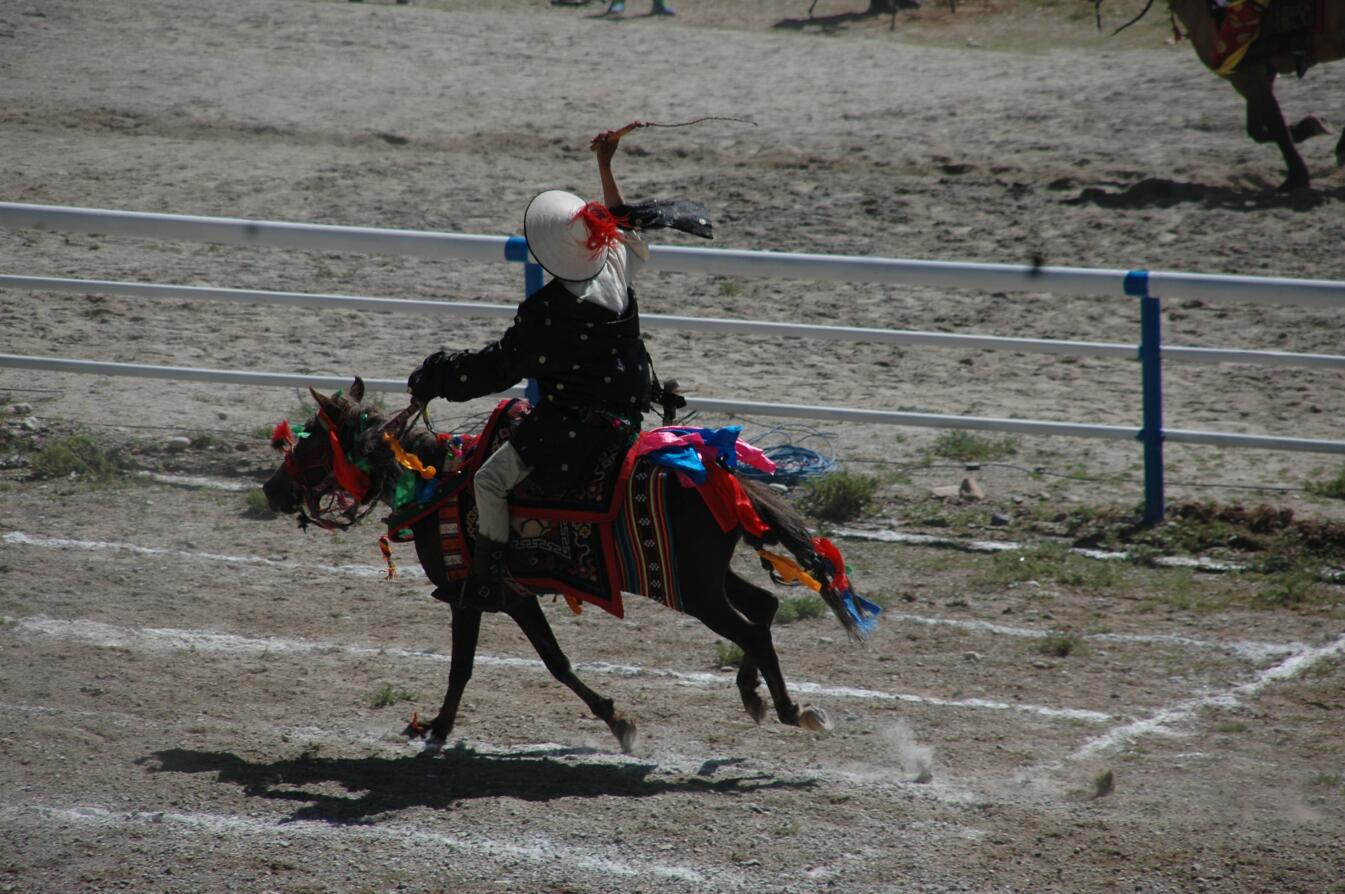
[261,377,382,527]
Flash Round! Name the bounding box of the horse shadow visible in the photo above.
[773,1,919,34]
[140,744,814,824]
[1063,177,1345,212]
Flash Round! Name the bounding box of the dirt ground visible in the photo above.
[3,0,1345,891]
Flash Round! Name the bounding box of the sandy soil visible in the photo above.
[2,1,1345,891]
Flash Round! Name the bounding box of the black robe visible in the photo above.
[410,278,654,484]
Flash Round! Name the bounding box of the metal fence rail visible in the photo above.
[4,201,1345,523]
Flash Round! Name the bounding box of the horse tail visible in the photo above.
[737,476,881,640]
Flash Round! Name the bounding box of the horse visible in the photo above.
[261,378,879,753]
[1159,0,1345,189]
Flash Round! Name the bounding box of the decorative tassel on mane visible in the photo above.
[271,420,297,451]
[572,201,627,256]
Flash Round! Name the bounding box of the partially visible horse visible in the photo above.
[1160,0,1345,188]
[261,378,878,753]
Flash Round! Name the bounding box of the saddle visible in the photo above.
[1211,0,1320,76]
[385,399,676,618]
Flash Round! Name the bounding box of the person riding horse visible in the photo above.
[407,129,677,611]
[1209,0,1311,76]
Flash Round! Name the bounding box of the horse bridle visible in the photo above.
[272,410,375,531]
[272,399,428,531]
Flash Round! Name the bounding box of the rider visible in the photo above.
[1210,0,1309,77]
[407,129,663,610]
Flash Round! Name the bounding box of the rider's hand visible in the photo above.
[590,130,621,166]
[407,351,446,404]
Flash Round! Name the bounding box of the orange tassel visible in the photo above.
[382,431,437,480]
[379,534,398,579]
[757,549,823,592]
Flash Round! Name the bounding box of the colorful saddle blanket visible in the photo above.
[385,399,685,618]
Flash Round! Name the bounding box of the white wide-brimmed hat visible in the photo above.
[523,189,614,282]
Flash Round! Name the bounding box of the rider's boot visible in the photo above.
[462,536,510,611]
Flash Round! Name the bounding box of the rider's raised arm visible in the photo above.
[591,129,625,210]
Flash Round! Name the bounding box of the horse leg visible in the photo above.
[725,571,777,724]
[505,596,637,753]
[1289,115,1331,144]
[1336,129,1345,168]
[688,584,831,732]
[1231,69,1311,189]
[414,604,483,752]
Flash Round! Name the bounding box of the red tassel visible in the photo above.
[813,537,852,594]
[571,201,626,254]
[270,419,295,451]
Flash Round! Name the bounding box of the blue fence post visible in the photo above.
[1126,270,1165,526]
[504,235,544,402]
[502,235,543,298]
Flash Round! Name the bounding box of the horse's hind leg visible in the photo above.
[506,596,637,753]
[725,571,777,724]
[1231,70,1311,189]
[689,582,830,731]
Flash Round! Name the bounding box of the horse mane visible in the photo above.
[345,402,449,509]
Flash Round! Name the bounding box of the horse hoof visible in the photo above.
[798,706,833,732]
[743,694,767,725]
[421,736,446,755]
[612,717,638,754]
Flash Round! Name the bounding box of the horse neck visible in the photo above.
[1169,0,1222,70]
[348,410,448,508]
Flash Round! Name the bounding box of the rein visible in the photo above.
[1109,0,1157,35]
[273,397,442,534]
[272,407,380,532]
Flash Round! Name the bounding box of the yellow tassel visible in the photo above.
[757,549,822,592]
[382,431,436,480]
[379,534,398,579]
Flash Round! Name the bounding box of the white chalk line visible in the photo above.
[833,525,1246,573]
[1070,628,1345,760]
[3,530,1295,658]
[0,804,725,888]
[138,471,257,492]
[2,530,417,580]
[882,611,1300,662]
[3,614,1113,723]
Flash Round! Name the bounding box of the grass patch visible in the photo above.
[370,684,417,709]
[1035,630,1082,658]
[927,430,1019,463]
[1251,562,1331,609]
[775,596,828,624]
[981,543,1122,589]
[713,641,744,669]
[798,471,878,522]
[28,435,131,482]
[242,489,277,518]
[1306,465,1345,500]
[185,429,224,450]
[1213,720,1249,734]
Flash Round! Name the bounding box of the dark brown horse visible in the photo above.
[1166,0,1345,189]
[262,378,878,753]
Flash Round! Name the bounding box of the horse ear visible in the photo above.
[310,386,340,420]
[349,377,365,402]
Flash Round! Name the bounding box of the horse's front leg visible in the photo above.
[1231,69,1310,189]
[409,604,483,752]
[506,595,637,753]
